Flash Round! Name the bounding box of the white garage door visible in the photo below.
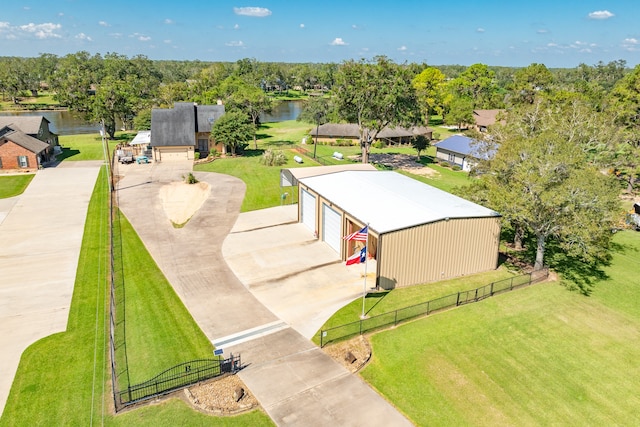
[301,189,316,232]
[322,203,341,254]
[159,148,190,161]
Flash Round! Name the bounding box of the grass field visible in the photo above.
[0,168,273,426]
[0,175,35,198]
[58,132,130,162]
[357,231,640,426]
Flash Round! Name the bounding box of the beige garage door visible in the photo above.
[158,147,190,161]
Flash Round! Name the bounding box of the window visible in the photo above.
[448,152,456,163]
[18,155,28,168]
[0,157,3,169]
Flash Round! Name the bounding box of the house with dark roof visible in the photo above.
[434,134,491,172]
[309,123,432,145]
[473,109,504,133]
[0,116,58,162]
[0,126,50,171]
[150,102,225,161]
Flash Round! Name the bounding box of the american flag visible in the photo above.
[343,225,368,242]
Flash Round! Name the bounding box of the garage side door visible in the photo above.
[322,203,341,254]
[301,189,316,232]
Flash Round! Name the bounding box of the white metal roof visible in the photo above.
[281,163,377,187]
[299,171,500,234]
[130,130,151,145]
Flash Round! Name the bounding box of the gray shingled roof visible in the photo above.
[0,116,49,136]
[310,123,432,139]
[196,105,225,133]
[0,126,49,154]
[150,102,225,147]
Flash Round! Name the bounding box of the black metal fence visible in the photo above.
[319,269,549,347]
[116,355,241,407]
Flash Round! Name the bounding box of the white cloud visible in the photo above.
[99,21,109,27]
[226,40,245,47]
[138,35,151,41]
[23,6,30,10]
[19,22,62,39]
[234,23,240,29]
[588,10,614,19]
[233,7,272,17]
[352,24,359,30]
[164,18,174,24]
[109,32,123,38]
[476,27,485,33]
[300,23,305,28]
[164,39,171,44]
[537,29,548,34]
[330,37,347,46]
[622,38,639,51]
[58,12,64,16]
[398,45,407,51]
[75,32,92,41]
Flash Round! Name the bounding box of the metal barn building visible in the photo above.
[297,170,501,289]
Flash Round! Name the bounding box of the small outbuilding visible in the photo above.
[434,135,490,172]
[297,170,501,289]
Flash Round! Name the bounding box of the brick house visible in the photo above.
[0,126,49,172]
[0,116,58,162]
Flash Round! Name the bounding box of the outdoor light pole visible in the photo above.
[361,223,370,319]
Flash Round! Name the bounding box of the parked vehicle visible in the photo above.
[136,155,150,164]
[119,155,134,164]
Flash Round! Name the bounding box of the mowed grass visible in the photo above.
[0,167,273,426]
[0,174,34,198]
[358,231,640,426]
[58,132,129,161]
[118,213,214,384]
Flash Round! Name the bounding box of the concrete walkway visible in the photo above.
[117,163,412,426]
[0,162,102,414]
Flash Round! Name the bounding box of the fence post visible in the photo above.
[426,300,430,315]
[474,288,478,301]
[359,319,363,335]
[510,277,514,290]
[456,292,460,306]
[394,310,398,326]
[320,330,324,347]
[490,282,494,296]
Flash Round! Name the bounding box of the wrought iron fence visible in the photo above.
[319,269,549,347]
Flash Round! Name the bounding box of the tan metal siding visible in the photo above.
[378,217,500,289]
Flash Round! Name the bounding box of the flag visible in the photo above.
[346,246,367,265]
[343,225,368,242]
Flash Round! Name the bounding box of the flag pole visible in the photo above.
[361,223,369,319]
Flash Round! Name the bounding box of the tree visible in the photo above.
[210,110,254,156]
[447,63,501,109]
[412,66,447,125]
[510,63,554,104]
[333,56,421,163]
[411,135,430,160]
[297,96,332,158]
[444,96,474,130]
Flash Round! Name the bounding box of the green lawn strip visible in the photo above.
[118,213,213,384]
[312,267,516,345]
[360,231,640,426]
[258,120,311,147]
[57,132,130,161]
[1,167,110,426]
[0,174,35,198]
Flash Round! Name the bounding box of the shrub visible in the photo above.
[432,132,441,140]
[440,161,451,168]
[260,149,287,166]
[209,148,219,158]
[185,172,199,184]
[335,139,353,146]
[452,164,462,171]
[194,152,200,160]
[372,141,385,149]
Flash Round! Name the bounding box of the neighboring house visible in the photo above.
[296,169,501,289]
[473,109,504,133]
[150,102,225,162]
[0,125,50,172]
[310,123,432,145]
[434,135,490,172]
[0,116,58,162]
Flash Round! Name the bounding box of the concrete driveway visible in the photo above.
[0,162,101,414]
[116,162,411,426]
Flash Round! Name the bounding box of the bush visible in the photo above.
[452,165,462,171]
[260,149,287,166]
[194,152,200,160]
[432,132,441,140]
[184,172,199,184]
[372,141,385,149]
[335,139,353,146]
[209,148,219,158]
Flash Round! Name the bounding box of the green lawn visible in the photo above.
[358,231,640,426]
[0,174,34,198]
[57,132,130,161]
[0,167,273,426]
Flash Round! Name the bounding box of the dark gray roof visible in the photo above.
[310,123,432,139]
[150,102,225,147]
[196,105,225,133]
[0,126,49,154]
[0,116,49,136]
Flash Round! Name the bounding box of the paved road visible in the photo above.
[116,161,412,426]
[0,162,102,414]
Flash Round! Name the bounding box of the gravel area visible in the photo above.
[352,153,440,178]
[322,335,372,373]
[185,374,259,415]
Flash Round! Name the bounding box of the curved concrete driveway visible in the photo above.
[116,162,412,427]
[0,162,102,414]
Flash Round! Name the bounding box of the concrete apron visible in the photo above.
[116,163,411,426]
[0,162,102,414]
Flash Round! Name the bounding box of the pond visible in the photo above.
[0,100,304,135]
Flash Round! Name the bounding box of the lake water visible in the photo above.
[0,100,303,135]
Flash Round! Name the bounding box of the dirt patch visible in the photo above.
[184,374,259,415]
[358,153,440,178]
[159,181,210,225]
[322,335,372,373]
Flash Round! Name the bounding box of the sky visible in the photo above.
[1,0,639,68]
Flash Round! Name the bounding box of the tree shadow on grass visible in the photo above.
[55,148,81,161]
[263,140,296,148]
[241,149,265,158]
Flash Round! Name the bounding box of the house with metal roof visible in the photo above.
[434,134,490,172]
[150,102,225,161]
[297,170,501,289]
[0,125,50,171]
[310,123,432,145]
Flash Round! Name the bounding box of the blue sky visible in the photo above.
[1,0,638,68]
